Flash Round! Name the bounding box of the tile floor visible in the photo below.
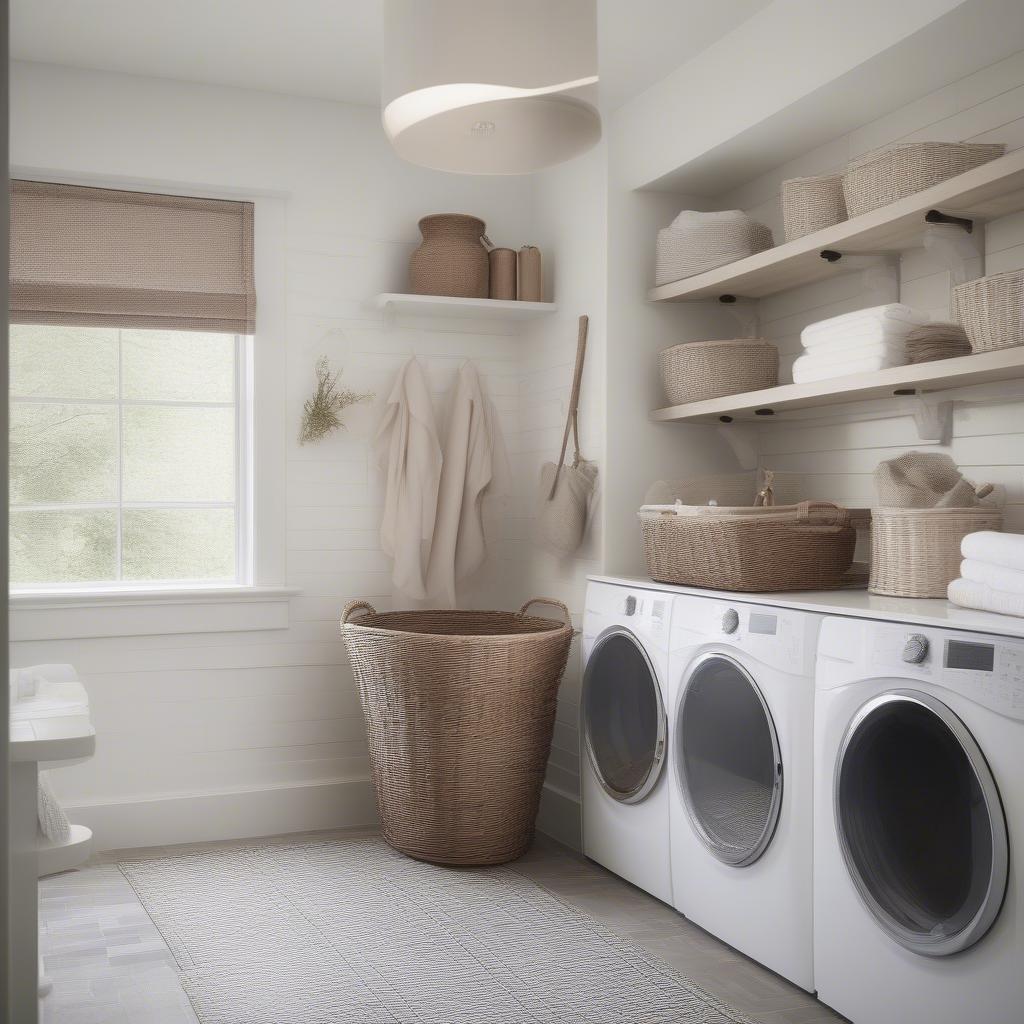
[39,827,847,1024]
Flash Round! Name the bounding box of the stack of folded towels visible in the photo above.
[792,303,930,384]
[948,532,1024,619]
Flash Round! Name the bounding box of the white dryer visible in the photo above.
[581,580,673,903]
[815,615,1023,1024]
[668,594,819,992]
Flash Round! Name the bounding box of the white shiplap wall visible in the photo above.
[715,48,1024,535]
[10,62,536,849]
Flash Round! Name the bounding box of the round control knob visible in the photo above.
[722,608,740,634]
[902,634,930,664]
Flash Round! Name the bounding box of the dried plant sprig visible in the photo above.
[299,356,372,445]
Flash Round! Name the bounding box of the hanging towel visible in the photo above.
[792,351,906,384]
[374,357,443,601]
[961,558,1024,595]
[425,363,510,607]
[948,577,1024,619]
[961,531,1024,573]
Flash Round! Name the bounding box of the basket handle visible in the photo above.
[519,597,572,626]
[796,501,850,527]
[976,483,995,500]
[341,600,377,625]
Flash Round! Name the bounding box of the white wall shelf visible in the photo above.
[648,149,1024,303]
[37,824,93,878]
[651,348,1024,425]
[376,293,557,320]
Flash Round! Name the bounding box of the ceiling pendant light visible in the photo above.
[382,0,601,175]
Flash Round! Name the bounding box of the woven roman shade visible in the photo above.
[10,180,255,333]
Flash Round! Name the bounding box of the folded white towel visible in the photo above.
[961,558,1024,595]
[948,577,1024,620]
[792,351,906,384]
[802,304,929,346]
[961,531,1024,573]
[796,341,905,367]
[801,324,917,353]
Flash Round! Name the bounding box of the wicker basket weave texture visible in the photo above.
[409,214,489,298]
[842,142,1005,218]
[869,508,1003,598]
[951,270,1024,353]
[655,213,773,286]
[904,322,971,364]
[659,339,778,406]
[638,502,859,592]
[781,175,847,241]
[340,600,573,866]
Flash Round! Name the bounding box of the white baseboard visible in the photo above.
[67,777,379,852]
[536,782,581,851]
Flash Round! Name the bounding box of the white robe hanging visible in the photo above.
[426,362,509,607]
[374,356,442,601]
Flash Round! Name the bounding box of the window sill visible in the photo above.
[9,586,300,642]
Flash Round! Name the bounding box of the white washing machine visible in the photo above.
[581,579,673,903]
[815,615,1024,1024]
[668,594,819,992]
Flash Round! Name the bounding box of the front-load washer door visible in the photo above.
[583,627,667,804]
[835,689,1009,957]
[676,653,783,867]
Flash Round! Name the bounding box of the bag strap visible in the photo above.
[548,315,589,500]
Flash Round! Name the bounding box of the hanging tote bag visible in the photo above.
[539,315,597,554]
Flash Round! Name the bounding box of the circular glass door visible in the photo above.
[676,654,782,867]
[836,690,1008,957]
[583,628,666,804]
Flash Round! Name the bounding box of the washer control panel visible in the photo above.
[870,624,1024,719]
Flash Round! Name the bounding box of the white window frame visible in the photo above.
[9,172,294,638]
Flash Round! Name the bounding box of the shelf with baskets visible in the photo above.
[647,148,1024,303]
[375,293,557,320]
[650,347,1024,425]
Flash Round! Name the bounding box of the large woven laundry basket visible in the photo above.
[340,599,573,866]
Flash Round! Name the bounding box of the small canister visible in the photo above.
[517,245,543,302]
[489,248,517,300]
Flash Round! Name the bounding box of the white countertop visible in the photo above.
[588,575,1024,641]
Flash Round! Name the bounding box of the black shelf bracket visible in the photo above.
[925,209,974,233]
[718,294,737,303]
[820,249,843,263]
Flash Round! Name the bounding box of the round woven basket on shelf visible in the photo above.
[781,175,847,241]
[951,270,1024,353]
[637,502,866,592]
[869,507,1004,598]
[655,211,773,286]
[409,213,489,298]
[659,339,778,406]
[842,142,1005,218]
[340,599,573,866]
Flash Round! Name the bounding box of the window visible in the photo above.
[10,324,250,590]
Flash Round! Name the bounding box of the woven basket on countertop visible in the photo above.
[870,506,1003,598]
[781,175,847,242]
[659,338,778,406]
[951,269,1024,353]
[340,599,573,866]
[842,142,1005,218]
[638,502,868,592]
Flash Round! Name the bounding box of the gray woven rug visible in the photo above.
[120,836,758,1024]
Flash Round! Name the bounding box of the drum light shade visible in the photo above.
[382,0,601,175]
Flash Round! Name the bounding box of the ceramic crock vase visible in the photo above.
[409,214,489,298]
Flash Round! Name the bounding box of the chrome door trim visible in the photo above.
[834,688,1009,957]
[582,625,667,805]
[675,651,783,868]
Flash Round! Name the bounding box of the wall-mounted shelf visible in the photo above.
[651,348,1024,425]
[376,293,557,320]
[648,149,1024,303]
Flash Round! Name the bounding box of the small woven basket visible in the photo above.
[638,502,863,592]
[659,338,778,406]
[951,270,1024,353]
[781,175,847,241]
[870,507,1004,598]
[655,213,773,286]
[843,142,1005,218]
[340,599,573,866]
